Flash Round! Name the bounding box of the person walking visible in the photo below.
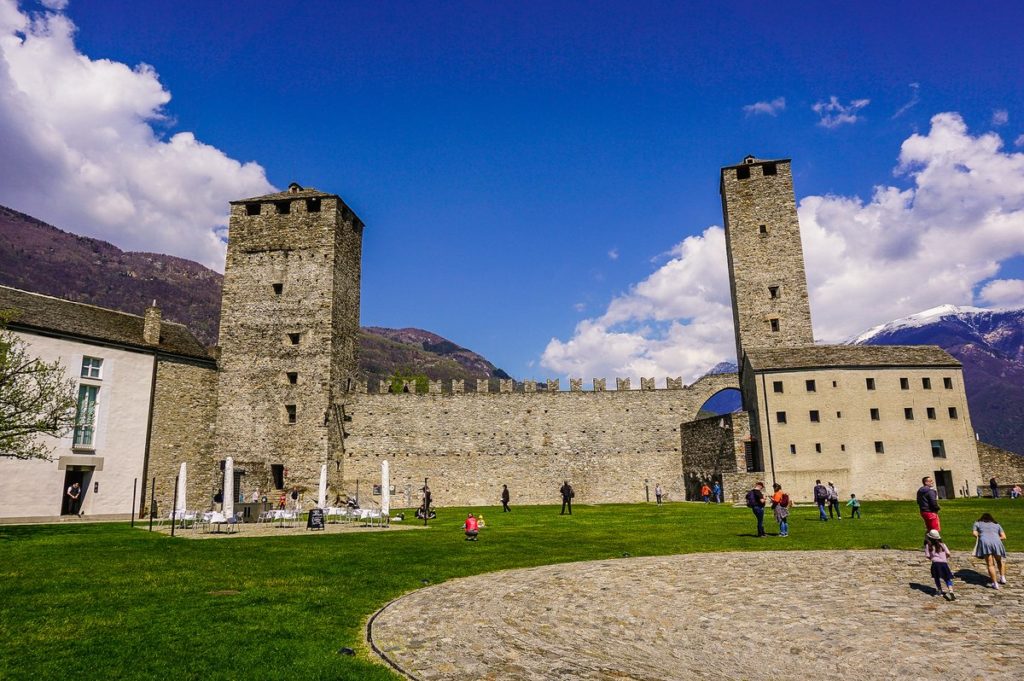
[712,481,722,504]
[654,483,663,505]
[972,512,1008,589]
[501,484,511,512]
[917,476,941,532]
[924,529,956,600]
[989,477,999,499]
[559,481,574,515]
[746,482,767,537]
[827,482,842,520]
[846,494,862,519]
[771,483,792,537]
[813,480,829,521]
[700,482,711,503]
[65,481,82,517]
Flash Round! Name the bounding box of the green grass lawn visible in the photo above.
[1,499,1020,680]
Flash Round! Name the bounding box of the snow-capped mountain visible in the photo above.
[849,305,1024,455]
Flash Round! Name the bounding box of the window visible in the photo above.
[73,385,99,447]
[806,379,816,392]
[288,333,300,345]
[759,224,768,235]
[922,377,932,390]
[948,406,958,419]
[769,318,780,332]
[768,285,779,299]
[904,407,914,420]
[840,444,846,451]
[836,411,842,418]
[809,410,820,423]
[737,165,751,180]
[789,444,796,454]
[832,380,837,387]
[80,356,103,379]
[874,441,885,454]
[305,198,321,213]
[926,407,936,420]
[772,381,784,393]
[943,377,953,390]
[762,162,777,176]
[776,411,787,424]
[245,202,261,216]
[866,377,876,390]
[815,442,822,453]
[931,439,946,458]
[272,283,283,296]
[270,464,285,490]
[900,377,910,390]
[285,404,297,424]
[286,372,298,385]
[870,408,880,421]
[275,200,291,215]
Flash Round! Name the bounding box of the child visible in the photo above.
[924,529,955,600]
[464,513,479,541]
[846,493,862,519]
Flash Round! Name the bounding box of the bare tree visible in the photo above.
[0,314,77,460]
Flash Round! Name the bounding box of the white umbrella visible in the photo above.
[175,462,187,517]
[381,460,390,516]
[223,457,234,518]
[318,464,328,509]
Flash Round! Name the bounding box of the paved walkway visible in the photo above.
[369,550,1023,680]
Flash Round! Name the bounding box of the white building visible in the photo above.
[0,286,212,522]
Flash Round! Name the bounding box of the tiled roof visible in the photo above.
[720,156,791,171]
[745,344,960,371]
[230,184,338,204]
[0,286,212,361]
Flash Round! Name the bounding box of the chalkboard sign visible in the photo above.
[307,508,325,531]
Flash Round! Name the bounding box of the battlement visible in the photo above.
[356,374,736,396]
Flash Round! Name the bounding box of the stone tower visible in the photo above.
[720,156,813,366]
[214,183,363,493]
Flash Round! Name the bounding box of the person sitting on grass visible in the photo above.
[464,513,479,541]
[924,529,956,601]
[847,493,862,518]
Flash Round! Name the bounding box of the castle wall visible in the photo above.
[340,375,739,508]
[680,412,757,503]
[977,442,1024,489]
[146,356,219,516]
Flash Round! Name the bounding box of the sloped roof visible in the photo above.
[745,344,960,371]
[0,285,212,361]
[720,155,791,172]
[230,183,338,204]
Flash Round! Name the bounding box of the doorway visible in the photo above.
[933,469,955,500]
[60,467,93,515]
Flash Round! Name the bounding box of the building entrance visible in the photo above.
[60,467,93,515]
[933,469,955,500]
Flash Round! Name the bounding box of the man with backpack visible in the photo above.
[813,480,829,521]
[746,482,767,537]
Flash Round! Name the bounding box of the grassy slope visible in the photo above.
[1,499,1020,680]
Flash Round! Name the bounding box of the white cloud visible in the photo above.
[892,82,920,119]
[812,96,870,128]
[607,247,619,261]
[0,0,273,270]
[743,97,786,117]
[979,279,1024,307]
[573,302,586,313]
[542,113,1024,380]
[992,109,1009,126]
[1017,134,1024,148]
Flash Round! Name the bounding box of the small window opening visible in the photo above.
[759,224,768,235]
[776,411,787,424]
[286,372,298,385]
[904,407,914,420]
[866,377,876,390]
[809,410,820,422]
[272,283,283,296]
[286,404,297,424]
[948,406,958,419]
[943,377,953,390]
[927,407,936,420]
[306,198,321,213]
[270,464,285,490]
[789,444,796,454]
[870,408,880,421]
[769,318,780,332]
[768,285,780,299]
[832,380,837,387]
[806,379,816,392]
[275,200,291,215]
[762,162,777,176]
[815,442,822,453]
[900,377,910,390]
[245,203,261,216]
[773,381,784,394]
[922,377,932,390]
[841,444,846,451]
[288,333,300,345]
[736,165,751,180]
[931,439,946,458]
[836,411,842,418]
[875,441,885,454]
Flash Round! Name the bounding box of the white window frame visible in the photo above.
[81,356,103,379]
[73,384,100,449]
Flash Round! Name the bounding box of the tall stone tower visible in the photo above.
[720,156,813,366]
[214,183,363,492]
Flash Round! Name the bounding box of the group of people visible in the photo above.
[698,481,723,504]
[922,514,1008,600]
[812,480,858,520]
[745,481,791,537]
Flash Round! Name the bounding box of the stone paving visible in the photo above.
[369,550,1023,680]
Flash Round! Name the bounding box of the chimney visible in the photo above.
[143,300,161,345]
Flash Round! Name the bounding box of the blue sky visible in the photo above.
[3,1,1024,382]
